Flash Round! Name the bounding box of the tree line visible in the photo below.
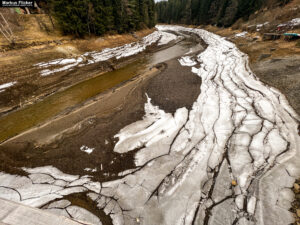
[43,0,155,37]
[156,0,290,27]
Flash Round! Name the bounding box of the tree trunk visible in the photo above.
[25,7,31,14]
[48,13,55,29]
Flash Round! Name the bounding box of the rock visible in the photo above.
[297,209,300,217]
[294,183,300,193]
[259,54,271,61]
[270,48,276,51]
[263,33,281,41]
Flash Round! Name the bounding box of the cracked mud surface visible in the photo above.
[0,26,300,225]
[252,56,300,115]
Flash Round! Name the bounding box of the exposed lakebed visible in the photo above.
[0,26,299,225]
[0,32,202,143]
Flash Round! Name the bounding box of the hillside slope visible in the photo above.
[156,0,292,26]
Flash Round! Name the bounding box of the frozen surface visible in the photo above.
[158,31,178,46]
[1,25,300,225]
[47,200,71,209]
[178,56,197,66]
[94,25,300,225]
[66,206,102,225]
[256,22,269,31]
[278,18,300,27]
[84,168,97,172]
[0,167,102,224]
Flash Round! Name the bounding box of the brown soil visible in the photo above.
[292,179,300,225]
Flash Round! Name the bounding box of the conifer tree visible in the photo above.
[155,0,290,27]
[49,0,156,37]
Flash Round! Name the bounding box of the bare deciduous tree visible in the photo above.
[0,13,15,44]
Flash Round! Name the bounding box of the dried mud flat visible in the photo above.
[0,26,300,225]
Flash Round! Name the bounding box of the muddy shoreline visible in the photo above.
[0,36,189,144]
[1,26,298,183]
[0,28,158,116]
[0,30,205,181]
[0,41,159,116]
[0,56,202,182]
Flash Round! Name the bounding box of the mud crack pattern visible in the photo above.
[0,25,299,225]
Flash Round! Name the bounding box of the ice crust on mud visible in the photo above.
[98,25,300,225]
[0,25,300,225]
[178,56,197,66]
[158,31,178,46]
[34,31,163,76]
[0,167,102,224]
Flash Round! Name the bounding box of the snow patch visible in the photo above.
[80,145,95,154]
[158,31,178,46]
[35,31,162,76]
[290,18,300,26]
[84,168,97,172]
[178,56,197,66]
[235,31,248,37]
[0,82,17,91]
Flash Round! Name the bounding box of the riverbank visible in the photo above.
[0,30,204,180]
[0,64,162,177]
[0,25,155,116]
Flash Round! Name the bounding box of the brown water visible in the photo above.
[0,39,200,143]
